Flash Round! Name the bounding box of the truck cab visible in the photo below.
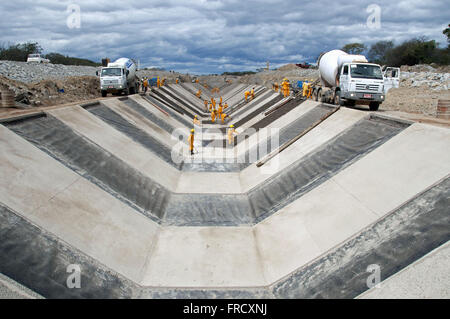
[98,58,138,97]
[338,63,385,110]
[99,66,129,97]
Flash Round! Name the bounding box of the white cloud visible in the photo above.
[0,0,448,73]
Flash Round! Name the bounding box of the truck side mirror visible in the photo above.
[126,70,130,76]
[96,71,99,76]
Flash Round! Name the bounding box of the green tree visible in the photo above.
[444,24,450,45]
[341,43,366,55]
[44,52,100,66]
[0,42,43,61]
[385,37,442,66]
[368,40,394,64]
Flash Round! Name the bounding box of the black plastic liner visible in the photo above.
[248,116,409,222]
[5,115,170,222]
[152,90,196,119]
[163,193,254,226]
[0,177,447,299]
[272,177,450,298]
[120,98,179,135]
[87,103,184,169]
[2,113,409,227]
[144,95,193,128]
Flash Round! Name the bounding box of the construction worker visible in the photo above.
[161,78,166,86]
[302,81,312,98]
[221,112,230,124]
[224,102,229,109]
[188,129,195,155]
[211,97,216,109]
[273,82,279,92]
[251,88,255,100]
[176,78,179,84]
[244,90,250,102]
[281,78,290,98]
[204,100,209,111]
[219,96,223,105]
[218,104,223,119]
[228,125,237,145]
[196,89,202,98]
[143,78,149,93]
[193,115,201,126]
[157,76,161,88]
[211,108,217,123]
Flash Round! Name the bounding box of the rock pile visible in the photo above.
[0,60,99,83]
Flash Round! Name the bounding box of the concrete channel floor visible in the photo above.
[0,83,449,298]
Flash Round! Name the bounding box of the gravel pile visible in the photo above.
[401,72,449,91]
[239,67,319,87]
[0,60,99,83]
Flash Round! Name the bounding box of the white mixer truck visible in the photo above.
[98,58,139,97]
[312,50,386,111]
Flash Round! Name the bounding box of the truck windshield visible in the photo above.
[350,64,383,80]
[101,68,122,76]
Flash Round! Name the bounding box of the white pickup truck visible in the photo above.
[27,54,50,64]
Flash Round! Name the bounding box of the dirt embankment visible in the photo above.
[0,75,100,107]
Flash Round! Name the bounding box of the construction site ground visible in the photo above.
[0,64,449,299]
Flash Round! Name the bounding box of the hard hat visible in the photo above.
[191,129,195,133]
[194,115,198,118]
[230,125,234,128]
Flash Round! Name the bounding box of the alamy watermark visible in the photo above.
[66,264,81,289]
[170,127,281,173]
[67,4,81,29]
[366,4,381,30]
[366,264,381,289]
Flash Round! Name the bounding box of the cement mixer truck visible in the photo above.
[312,50,385,111]
[98,58,139,97]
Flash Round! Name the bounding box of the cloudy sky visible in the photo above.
[1,0,448,74]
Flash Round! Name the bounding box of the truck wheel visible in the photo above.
[317,89,323,102]
[312,89,318,101]
[369,102,380,111]
[334,92,344,106]
[101,91,107,97]
[130,86,135,95]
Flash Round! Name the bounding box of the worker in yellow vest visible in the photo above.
[211,109,217,123]
[157,76,161,88]
[196,89,202,98]
[218,104,223,119]
[221,113,230,124]
[188,129,195,155]
[161,78,166,86]
[220,96,223,105]
[193,115,201,126]
[251,88,255,100]
[224,103,229,109]
[143,78,149,93]
[244,90,250,102]
[281,78,290,98]
[176,78,179,84]
[228,125,237,145]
